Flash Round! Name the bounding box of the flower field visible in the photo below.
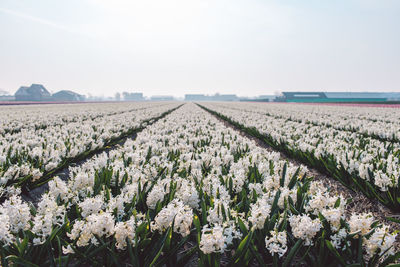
[200,102,400,212]
[0,102,179,191]
[0,102,399,266]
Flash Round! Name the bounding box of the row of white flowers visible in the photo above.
[214,102,400,141]
[0,103,395,266]
[202,103,400,195]
[0,102,179,190]
[0,102,169,135]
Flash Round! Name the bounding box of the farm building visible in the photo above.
[52,90,86,101]
[14,84,52,101]
[185,94,209,101]
[184,94,239,101]
[279,92,400,103]
[212,94,238,101]
[122,92,144,101]
[150,95,175,101]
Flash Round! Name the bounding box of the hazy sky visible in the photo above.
[1,0,399,97]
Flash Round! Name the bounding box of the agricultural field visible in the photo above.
[200,102,400,211]
[0,102,399,266]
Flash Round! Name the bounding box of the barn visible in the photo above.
[14,84,51,101]
[52,90,86,101]
[279,92,400,103]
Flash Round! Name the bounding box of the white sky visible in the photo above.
[0,0,399,97]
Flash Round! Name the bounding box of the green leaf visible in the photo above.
[148,228,170,266]
[156,234,190,266]
[136,222,148,236]
[288,167,300,189]
[164,226,173,252]
[271,190,281,214]
[176,246,197,266]
[193,215,202,243]
[282,239,303,267]
[386,216,400,224]
[280,163,287,187]
[5,256,40,267]
[357,237,363,264]
[268,213,279,232]
[97,237,120,266]
[238,217,248,235]
[380,251,400,266]
[249,244,265,266]
[127,239,139,267]
[334,197,341,208]
[18,235,29,255]
[229,231,253,265]
[325,240,346,266]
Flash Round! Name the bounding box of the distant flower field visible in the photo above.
[0,102,399,266]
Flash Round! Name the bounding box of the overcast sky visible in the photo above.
[0,0,399,97]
